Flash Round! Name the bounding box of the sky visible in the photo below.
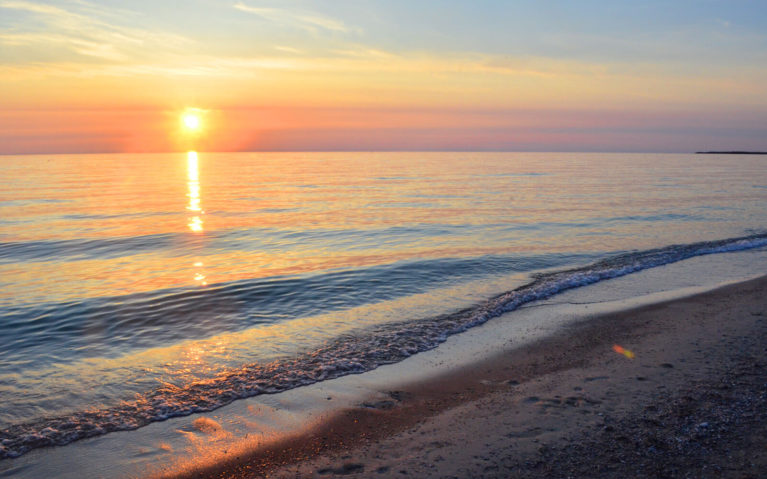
[1,0,767,154]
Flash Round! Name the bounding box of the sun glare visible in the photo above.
[183,113,201,130]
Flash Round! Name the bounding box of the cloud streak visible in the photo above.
[0,0,192,63]
[233,2,358,34]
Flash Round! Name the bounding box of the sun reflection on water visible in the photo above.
[187,151,208,286]
[186,151,204,232]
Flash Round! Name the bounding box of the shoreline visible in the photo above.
[161,273,767,478]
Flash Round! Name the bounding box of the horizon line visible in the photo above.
[0,148,718,157]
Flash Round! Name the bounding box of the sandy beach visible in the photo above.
[160,274,767,479]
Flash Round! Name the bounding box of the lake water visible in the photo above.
[1,151,766,459]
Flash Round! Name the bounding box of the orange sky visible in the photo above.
[1,0,766,153]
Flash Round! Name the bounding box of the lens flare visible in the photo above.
[612,344,635,359]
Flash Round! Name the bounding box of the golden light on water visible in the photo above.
[186,151,203,231]
[187,183,201,212]
[188,216,203,232]
[186,151,207,286]
[187,152,200,184]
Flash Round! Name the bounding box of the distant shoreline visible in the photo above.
[696,151,767,155]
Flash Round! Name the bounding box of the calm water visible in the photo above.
[1,151,766,458]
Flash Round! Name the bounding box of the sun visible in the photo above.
[182,112,201,130]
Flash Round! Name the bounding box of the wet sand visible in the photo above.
[165,275,767,478]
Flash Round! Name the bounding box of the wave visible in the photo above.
[0,223,518,264]
[0,252,591,366]
[0,233,181,263]
[1,232,766,459]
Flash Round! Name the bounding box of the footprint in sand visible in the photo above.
[505,427,544,438]
[361,400,397,410]
[317,463,365,475]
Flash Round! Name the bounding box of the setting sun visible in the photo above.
[182,113,201,130]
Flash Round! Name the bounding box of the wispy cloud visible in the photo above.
[233,2,359,34]
[274,45,303,54]
[0,0,192,63]
[332,47,395,59]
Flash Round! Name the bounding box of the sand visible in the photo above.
[160,274,767,478]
